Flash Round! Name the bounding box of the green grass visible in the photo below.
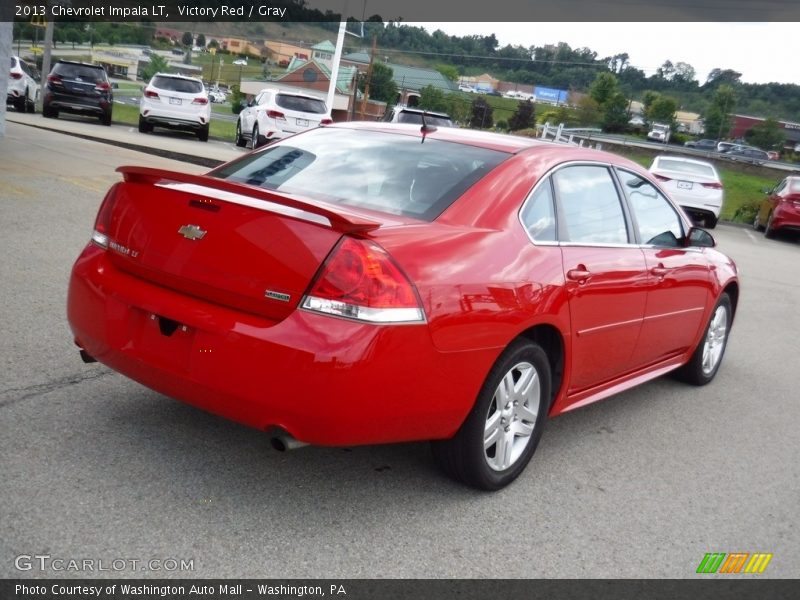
[111,103,236,141]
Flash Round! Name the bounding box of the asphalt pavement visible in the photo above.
[0,119,798,579]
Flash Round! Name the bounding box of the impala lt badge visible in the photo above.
[178,224,207,240]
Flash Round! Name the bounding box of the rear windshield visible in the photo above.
[211,127,508,221]
[10,57,15,68]
[655,159,715,177]
[53,62,106,81]
[276,94,327,114]
[151,76,203,93]
[397,111,453,127]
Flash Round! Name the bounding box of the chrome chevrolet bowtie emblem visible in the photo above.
[178,224,207,240]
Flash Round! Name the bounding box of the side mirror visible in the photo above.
[687,227,715,248]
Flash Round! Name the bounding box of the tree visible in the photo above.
[745,118,785,150]
[469,96,493,129]
[645,94,678,127]
[359,62,397,104]
[65,29,83,49]
[141,54,169,82]
[703,84,737,140]
[435,64,459,82]
[418,85,449,113]
[602,92,630,132]
[208,39,219,50]
[508,99,535,131]
[181,31,193,48]
[589,72,618,106]
[196,33,206,48]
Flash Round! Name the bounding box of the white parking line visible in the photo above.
[743,228,760,243]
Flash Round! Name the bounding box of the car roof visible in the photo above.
[151,72,202,82]
[329,122,647,167]
[257,88,323,100]
[652,155,718,169]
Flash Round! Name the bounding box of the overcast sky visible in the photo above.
[413,22,795,86]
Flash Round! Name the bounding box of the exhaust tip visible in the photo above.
[268,428,308,452]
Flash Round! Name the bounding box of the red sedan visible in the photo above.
[67,123,739,490]
[753,175,800,238]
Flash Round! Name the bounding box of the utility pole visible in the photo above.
[359,34,377,119]
[39,20,54,111]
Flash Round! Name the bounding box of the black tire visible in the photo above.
[705,215,718,229]
[235,120,247,147]
[753,211,764,232]
[100,111,112,126]
[252,124,261,149]
[431,339,551,490]
[676,293,732,386]
[764,212,776,239]
[42,105,58,119]
[137,115,152,133]
[197,124,209,142]
[25,89,36,113]
[14,93,26,113]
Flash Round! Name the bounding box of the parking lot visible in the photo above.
[1,119,798,579]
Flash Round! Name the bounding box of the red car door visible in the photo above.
[551,165,649,393]
[616,169,712,367]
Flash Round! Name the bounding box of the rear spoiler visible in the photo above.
[117,166,381,234]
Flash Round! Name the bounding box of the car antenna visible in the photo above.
[420,111,437,143]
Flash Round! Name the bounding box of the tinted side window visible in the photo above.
[618,170,684,247]
[520,180,556,242]
[553,165,628,244]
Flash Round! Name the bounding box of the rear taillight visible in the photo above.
[91,183,121,249]
[302,237,425,323]
[144,89,159,99]
[701,182,723,189]
[10,72,22,80]
[47,74,62,86]
[95,81,111,92]
[266,110,285,120]
[653,174,671,182]
[320,118,333,125]
[192,97,209,105]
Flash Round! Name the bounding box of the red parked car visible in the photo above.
[753,175,800,238]
[67,124,739,490]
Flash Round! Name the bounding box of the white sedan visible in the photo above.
[648,155,724,228]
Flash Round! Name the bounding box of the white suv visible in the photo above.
[235,88,330,148]
[8,56,40,113]
[139,73,211,141]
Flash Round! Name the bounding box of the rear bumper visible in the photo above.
[67,245,490,446]
[772,205,800,232]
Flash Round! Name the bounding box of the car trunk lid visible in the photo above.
[103,166,381,321]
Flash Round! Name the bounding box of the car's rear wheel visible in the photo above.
[235,120,247,147]
[676,293,732,386]
[137,115,152,133]
[705,215,718,229]
[14,92,26,112]
[432,339,550,490]
[764,211,776,239]
[25,89,36,113]
[100,111,112,126]
[42,105,58,119]
[753,211,764,231]
[252,124,261,149]
[197,124,209,142]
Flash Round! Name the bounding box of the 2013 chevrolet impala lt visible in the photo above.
[67,123,739,490]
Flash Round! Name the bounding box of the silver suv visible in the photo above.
[382,105,454,127]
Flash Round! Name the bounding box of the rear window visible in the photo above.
[275,94,326,114]
[10,57,16,68]
[655,159,716,178]
[397,111,453,127]
[211,127,507,221]
[151,76,203,93]
[53,62,106,81]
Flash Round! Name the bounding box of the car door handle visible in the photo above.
[651,265,670,277]
[567,267,591,282]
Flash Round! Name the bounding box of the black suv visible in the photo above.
[43,60,113,125]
